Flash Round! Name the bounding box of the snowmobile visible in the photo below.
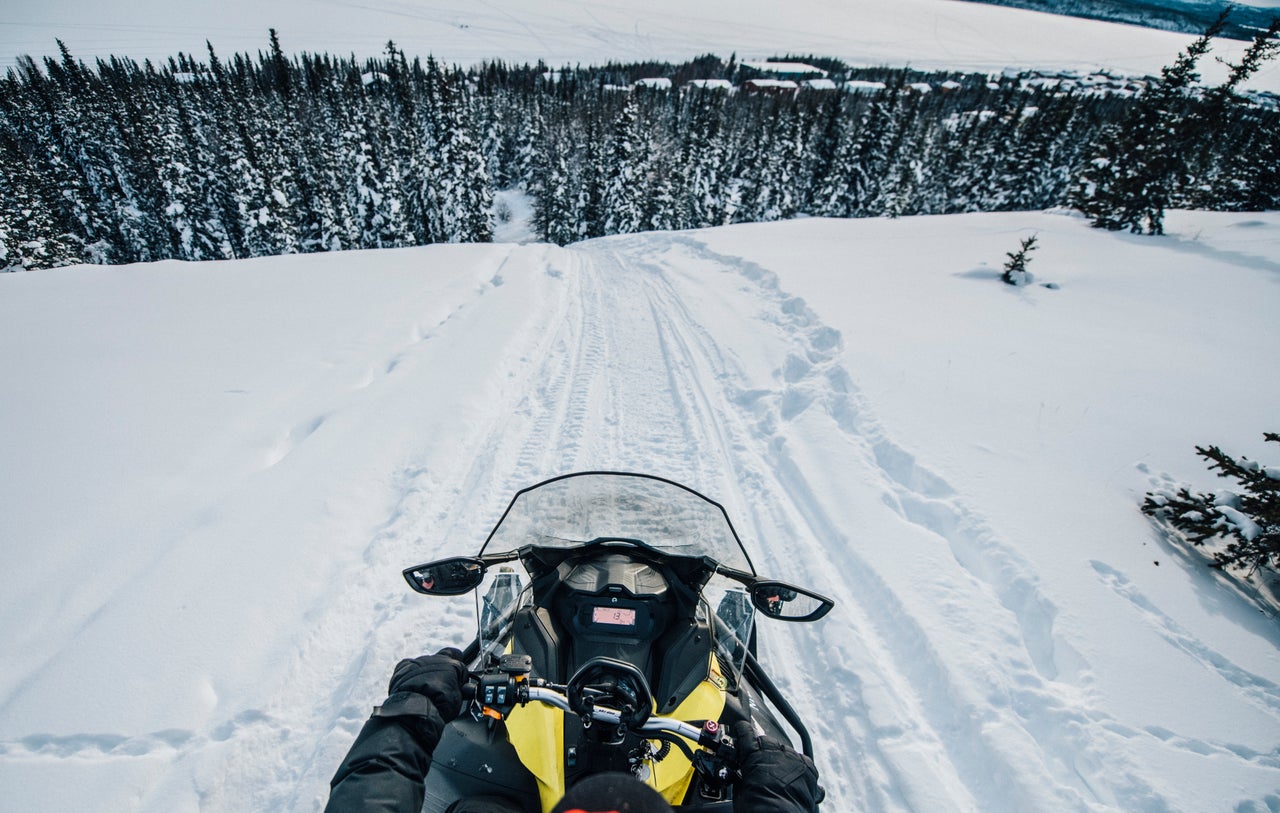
[403,471,834,812]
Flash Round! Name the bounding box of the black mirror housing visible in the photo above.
[750,580,834,622]
[403,557,487,596]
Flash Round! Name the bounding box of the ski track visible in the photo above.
[561,233,1078,812]
[249,234,1133,811]
[139,245,579,812]
[15,232,1274,811]
[588,232,1198,813]
[1090,560,1280,721]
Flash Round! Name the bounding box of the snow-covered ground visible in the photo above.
[5,0,1280,92]
[1,210,1278,812]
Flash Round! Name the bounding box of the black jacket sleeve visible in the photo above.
[733,745,822,813]
[324,691,447,813]
[730,721,823,813]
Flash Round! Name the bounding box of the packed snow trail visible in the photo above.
[3,214,1278,813]
[203,232,1191,811]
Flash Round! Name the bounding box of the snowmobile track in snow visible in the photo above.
[122,230,1270,813]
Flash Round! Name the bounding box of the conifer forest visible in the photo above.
[2,34,1277,270]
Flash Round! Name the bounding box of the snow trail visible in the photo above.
[6,215,1279,812]
[211,230,1197,812]
[474,232,1091,811]
[561,231,1182,812]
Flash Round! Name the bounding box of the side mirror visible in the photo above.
[403,557,487,596]
[750,580,834,622]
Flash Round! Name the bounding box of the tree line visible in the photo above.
[2,32,1277,270]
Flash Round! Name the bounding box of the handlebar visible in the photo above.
[522,685,713,744]
[464,669,738,786]
[466,676,729,749]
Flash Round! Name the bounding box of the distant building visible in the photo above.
[685,78,734,91]
[743,78,799,95]
[740,60,828,81]
[843,80,887,94]
[802,78,837,91]
[634,77,672,90]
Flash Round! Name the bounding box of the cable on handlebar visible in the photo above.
[645,730,696,763]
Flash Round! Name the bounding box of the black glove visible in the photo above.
[384,647,468,724]
[370,646,468,745]
[730,721,822,813]
[325,649,467,811]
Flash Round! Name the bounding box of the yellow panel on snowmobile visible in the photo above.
[505,699,566,813]
[650,659,727,806]
[504,654,727,812]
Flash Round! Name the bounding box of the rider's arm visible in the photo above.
[324,650,466,813]
[731,722,823,813]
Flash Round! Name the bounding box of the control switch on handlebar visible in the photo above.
[473,654,533,721]
[476,673,520,719]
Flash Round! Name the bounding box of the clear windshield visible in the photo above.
[479,472,756,574]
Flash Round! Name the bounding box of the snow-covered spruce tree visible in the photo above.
[1072,11,1228,234]
[435,65,493,243]
[860,89,916,217]
[1072,11,1278,234]
[878,95,930,218]
[1006,94,1085,211]
[812,92,894,218]
[1001,234,1038,286]
[351,113,413,250]
[166,90,235,260]
[574,108,608,240]
[680,88,731,228]
[756,102,806,222]
[1183,17,1280,211]
[602,94,647,235]
[530,126,576,245]
[1143,434,1280,574]
[0,151,82,270]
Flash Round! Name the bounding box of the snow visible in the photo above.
[491,189,536,245]
[742,61,829,77]
[845,80,889,93]
[6,0,1280,93]
[2,209,1279,812]
[5,1,1280,810]
[745,79,799,91]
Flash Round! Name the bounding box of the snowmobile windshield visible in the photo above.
[479,472,756,575]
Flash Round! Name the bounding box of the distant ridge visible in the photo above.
[951,0,1279,40]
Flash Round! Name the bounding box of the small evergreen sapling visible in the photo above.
[1143,433,1280,573]
[1002,234,1038,286]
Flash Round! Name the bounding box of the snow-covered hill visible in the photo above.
[1,210,1278,812]
[5,0,1280,92]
